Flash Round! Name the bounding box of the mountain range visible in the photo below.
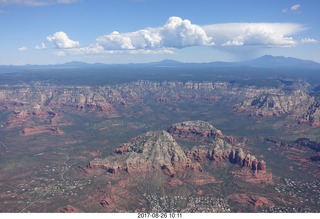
[1,55,320,73]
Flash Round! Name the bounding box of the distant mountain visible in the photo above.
[1,55,320,73]
[146,56,320,69]
[142,59,184,66]
[60,61,92,68]
[241,55,320,69]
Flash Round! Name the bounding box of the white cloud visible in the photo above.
[222,40,244,47]
[283,4,301,13]
[97,18,301,51]
[161,16,213,48]
[47,31,80,49]
[61,45,174,56]
[35,43,46,50]
[0,0,78,6]
[203,23,303,48]
[97,31,135,50]
[47,17,307,57]
[301,38,318,44]
[96,16,213,51]
[55,50,66,56]
[18,46,27,51]
[291,4,301,12]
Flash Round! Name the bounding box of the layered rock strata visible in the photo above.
[89,120,272,184]
[88,130,202,177]
[168,120,224,139]
[169,121,267,174]
[0,79,319,127]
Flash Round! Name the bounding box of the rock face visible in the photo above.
[294,138,320,163]
[168,121,268,174]
[298,101,320,127]
[229,194,273,210]
[89,120,272,185]
[235,89,312,117]
[0,79,319,127]
[168,120,224,139]
[88,130,202,177]
[295,138,320,152]
[22,125,63,136]
[58,205,82,213]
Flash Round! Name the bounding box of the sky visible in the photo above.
[0,0,319,65]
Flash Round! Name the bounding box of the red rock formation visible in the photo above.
[168,120,224,139]
[22,125,63,136]
[168,177,184,187]
[232,168,273,184]
[174,120,273,182]
[257,160,267,172]
[229,194,273,209]
[58,205,82,213]
[88,130,202,177]
[100,195,120,208]
[89,120,272,189]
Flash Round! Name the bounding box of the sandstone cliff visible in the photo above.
[235,89,312,117]
[168,121,268,175]
[0,79,319,127]
[89,120,272,184]
[88,130,202,177]
[168,120,224,139]
[298,100,320,127]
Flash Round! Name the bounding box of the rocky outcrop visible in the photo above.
[88,130,202,177]
[169,121,268,174]
[235,89,312,117]
[294,138,320,163]
[100,195,120,208]
[21,125,63,136]
[232,168,273,184]
[58,205,82,213]
[295,138,320,152]
[0,80,319,127]
[5,105,60,128]
[299,100,320,126]
[189,140,267,174]
[89,120,272,185]
[229,194,273,209]
[168,120,224,139]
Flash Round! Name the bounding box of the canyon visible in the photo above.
[0,75,319,212]
[0,79,319,130]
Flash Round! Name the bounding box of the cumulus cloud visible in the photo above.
[96,16,213,51]
[97,17,301,51]
[97,31,135,50]
[161,16,213,48]
[61,44,174,56]
[18,46,27,51]
[0,0,78,6]
[203,23,303,48]
[47,31,80,49]
[301,38,318,44]
[48,17,309,57]
[35,43,46,50]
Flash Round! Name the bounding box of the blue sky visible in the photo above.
[0,0,319,65]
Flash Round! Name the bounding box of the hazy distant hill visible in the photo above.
[144,55,320,69]
[241,55,320,69]
[1,55,320,73]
